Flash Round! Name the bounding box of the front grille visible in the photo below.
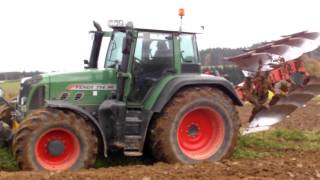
[18,75,43,105]
[29,86,45,110]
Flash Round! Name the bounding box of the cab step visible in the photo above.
[124,135,143,156]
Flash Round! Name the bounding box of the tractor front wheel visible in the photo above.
[12,108,97,171]
[150,87,240,163]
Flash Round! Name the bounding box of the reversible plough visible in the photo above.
[225,31,320,134]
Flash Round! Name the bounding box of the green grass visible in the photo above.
[0,80,20,100]
[232,129,320,159]
[0,147,18,171]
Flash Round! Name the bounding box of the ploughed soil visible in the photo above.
[275,100,320,130]
[0,151,320,180]
[0,100,319,180]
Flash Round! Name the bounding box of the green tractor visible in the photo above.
[4,21,242,171]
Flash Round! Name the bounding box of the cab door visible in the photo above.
[128,31,175,102]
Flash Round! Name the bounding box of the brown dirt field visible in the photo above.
[0,100,319,180]
[275,100,320,130]
[0,151,319,180]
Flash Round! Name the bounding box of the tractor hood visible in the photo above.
[18,68,118,115]
[43,69,117,84]
[44,68,118,101]
[18,68,117,119]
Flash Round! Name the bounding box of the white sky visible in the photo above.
[0,0,319,72]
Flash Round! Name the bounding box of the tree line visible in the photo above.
[0,71,43,81]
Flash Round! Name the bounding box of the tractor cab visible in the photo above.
[88,22,202,103]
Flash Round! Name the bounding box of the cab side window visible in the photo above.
[133,32,174,76]
[180,34,199,63]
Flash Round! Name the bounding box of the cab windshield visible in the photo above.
[105,31,126,68]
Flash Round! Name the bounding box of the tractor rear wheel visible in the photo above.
[12,108,97,171]
[150,87,240,163]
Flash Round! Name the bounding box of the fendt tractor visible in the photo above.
[2,11,320,171]
[0,21,242,171]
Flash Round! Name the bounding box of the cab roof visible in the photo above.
[110,26,200,34]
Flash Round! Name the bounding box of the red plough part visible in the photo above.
[225,31,320,135]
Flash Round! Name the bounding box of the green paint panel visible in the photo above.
[48,69,117,105]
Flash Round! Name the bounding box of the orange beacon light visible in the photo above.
[179,8,185,17]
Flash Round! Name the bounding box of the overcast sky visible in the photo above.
[0,0,319,72]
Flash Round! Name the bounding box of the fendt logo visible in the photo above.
[66,84,116,91]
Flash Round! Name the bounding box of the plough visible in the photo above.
[225,31,320,135]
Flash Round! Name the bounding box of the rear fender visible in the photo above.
[151,74,243,113]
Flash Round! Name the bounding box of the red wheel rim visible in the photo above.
[177,107,225,160]
[35,128,80,170]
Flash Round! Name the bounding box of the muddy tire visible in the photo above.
[149,87,240,163]
[12,108,97,171]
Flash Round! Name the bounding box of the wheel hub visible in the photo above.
[47,140,65,157]
[187,124,199,138]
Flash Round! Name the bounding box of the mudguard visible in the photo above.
[46,100,108,157]
[151,74,243,113]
